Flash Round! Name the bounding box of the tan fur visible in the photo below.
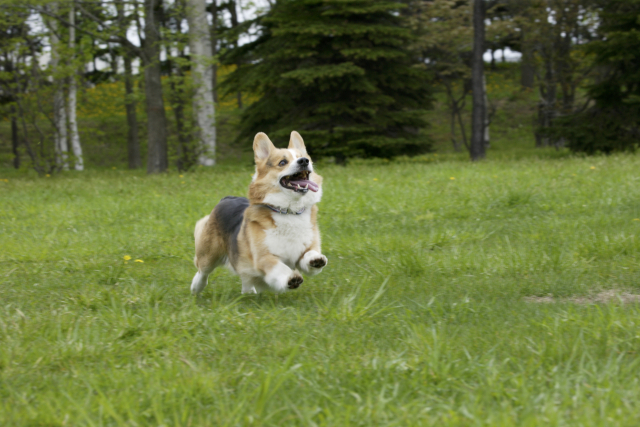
[191,131,327,294]
[193,215,209,266]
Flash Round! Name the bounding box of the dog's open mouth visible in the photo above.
[280,171,319,193]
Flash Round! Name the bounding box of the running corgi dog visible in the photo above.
[191,131,327,294]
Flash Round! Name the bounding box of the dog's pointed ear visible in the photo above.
[253,133,275,161]
[288,131,308,155]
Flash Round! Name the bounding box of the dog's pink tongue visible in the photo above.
[289,179,319,192]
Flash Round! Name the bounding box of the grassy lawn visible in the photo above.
[2,150,640,426]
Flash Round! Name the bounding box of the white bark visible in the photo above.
[186,0,216,166]
[68,3,83,170]
[49,3,69,170]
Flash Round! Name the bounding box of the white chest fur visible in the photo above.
[263,211,314,269]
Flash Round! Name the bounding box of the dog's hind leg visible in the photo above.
[191,270,210,295]
[191,214,226,295]
[240,275,258,294]
[240,275,272,294]
[191,259,224,294]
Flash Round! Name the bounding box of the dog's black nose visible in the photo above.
[297,157,310,166]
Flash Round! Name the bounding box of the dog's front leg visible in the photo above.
[247,221,303,292]
[262,260,303,292]
[298,250,328,276]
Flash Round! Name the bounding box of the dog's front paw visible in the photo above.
[288,272,303,289]
[299,251,328,275]
[309,255,327,269]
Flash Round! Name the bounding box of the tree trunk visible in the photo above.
[520,30,534,89]
[187,0,216,166]
[115,0,142,169]
[68,2,83,171]
[450,109,460,152]
[170,80,190,170]
[536,52,557,147]
[124,54,141,169]
[210,0,218,103]
[470,0,486,161]
[165,40,195,171]
[49,3,69,170]
[143,0,169,174]
[483,74,490,148]
[557,35,574,116]
[228,0,243,109]
[11,105,20,169]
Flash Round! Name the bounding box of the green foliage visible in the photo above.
[554,0,640,154]
[2,151,640,424]
[553,107,639,154]
[222,0,434,161]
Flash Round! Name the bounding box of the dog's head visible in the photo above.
[249,131,323,210]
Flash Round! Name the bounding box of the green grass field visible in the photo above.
[2,150,640,426]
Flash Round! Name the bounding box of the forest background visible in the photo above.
[1,0,638,174]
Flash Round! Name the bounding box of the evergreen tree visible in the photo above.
[222,0,433,161]
[554,0,640,154]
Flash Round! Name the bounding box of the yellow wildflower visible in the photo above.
[135,259,144,263]
[590,166,596,170]
[179,175,184,178]
[450,177,455,180]
[46,174,50,178]
[373,178,378,181]
[123,255,132,261]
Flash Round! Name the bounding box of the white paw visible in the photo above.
[190,272,208,295]
[286,272,303,290]
[264,262,297,292]
[299,251,328,275]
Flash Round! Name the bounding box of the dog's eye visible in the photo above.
[278,160,288,167]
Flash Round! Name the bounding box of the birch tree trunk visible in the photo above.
[186,0,216,166]
[49,3,69,170]
[143,0,169,174]
[68,2,83,170]
[470,0,486,161]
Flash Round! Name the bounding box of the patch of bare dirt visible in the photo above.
[524,290,640,305]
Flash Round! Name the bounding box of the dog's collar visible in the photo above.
[263,204,306,215]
